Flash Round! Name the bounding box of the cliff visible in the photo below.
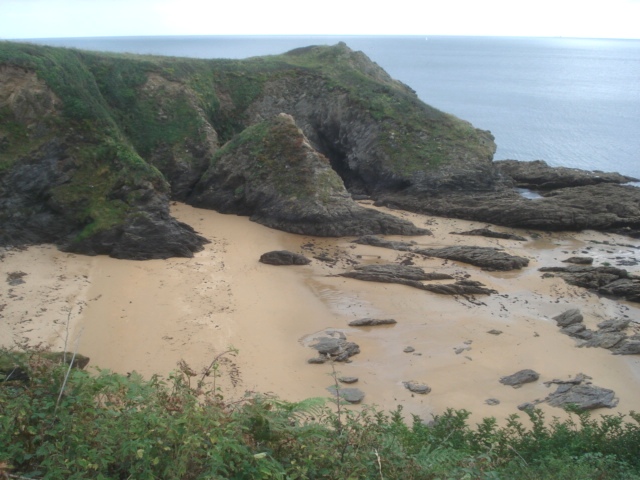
[1,41,638,258]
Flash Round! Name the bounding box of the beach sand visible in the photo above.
[2,202,639,424]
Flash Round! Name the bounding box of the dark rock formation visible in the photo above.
[189,114,428,237]
[611,340,640,355]
[494,159,638,190]
[451,228,526,241]
[540,266,640,303]
[403,381,431,395]
[352,235,418,251]
[562,256,594,265]
[545,382,618,410]
[415,246,529,271]
[348,318,397,327]
[340,263,496,295]
[499,369,540,387]
[259,250,311,266]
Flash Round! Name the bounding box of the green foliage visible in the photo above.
[1,348,640,479]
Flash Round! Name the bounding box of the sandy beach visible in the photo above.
[2,202,639,423]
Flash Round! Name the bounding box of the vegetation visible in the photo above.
[1,349,640,479]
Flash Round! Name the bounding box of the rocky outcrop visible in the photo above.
[540,266,640,303]
[308,330,360,363]
[415,246,529,271]
[352,235,418,251]
[189,114,427,237]
[544,376,619,410]
[494,159,638,190]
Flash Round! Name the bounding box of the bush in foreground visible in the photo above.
[1,349,640,479]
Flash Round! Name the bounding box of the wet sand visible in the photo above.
[2,202,639,424]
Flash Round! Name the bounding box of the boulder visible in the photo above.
[259,250,311,266]
[546,383,619,410]
[338,376,359,384]
[308,330,360,362]
[611,340,640,355]
[403,381,431,395]
[499,369,540,387]
[327,386,365,404]
[579,332,626,349]
[563,256,594,265]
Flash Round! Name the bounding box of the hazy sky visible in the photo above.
[2,0,639,39]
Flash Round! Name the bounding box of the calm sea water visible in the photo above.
[29,35,640,181]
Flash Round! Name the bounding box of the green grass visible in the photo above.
[1,348,640,479]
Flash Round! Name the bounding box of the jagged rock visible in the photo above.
[552,309,584,327]
[560,323,593,340]
[579,332,627,349]
[611,340,640,355]
[403,381,431,395]
[338,376,359,384]
[189,114,429,237]
[563,256,594,265]
[415,246,529,271]
[348,318,397,327]
[327,386,365,404]
[340,263,451,289]
[597,318,630,333]
[308,331,360,362]
[546,384,619,410]
[494,159,638,190]
[422,280,497,296]
[451,228,526,241]
[352,235,419,251]
[259,250,311,266]
[540,266,640,303]
[499,369,540,387]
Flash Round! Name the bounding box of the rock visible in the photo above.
[415,246,529,271]
[597,318,630,333]
[487,329,503,335]
[563,256,594,265]
[189,114,429,237]
[485,398,501,406]
[403,381,431,395]
[451,228,526,241]
[494,159,637,190]
[308,331,360,362]
[259,250,311,266]
[327,386,365,404]
[552,309,584,327]
[499,369,540,387]
[560,323,593,340]
[517,402,536,411]
[579,332,626,349]
[340,263,452,290]
[348,318,397,327]
[307,357,328,364]
[338,376,359,384]
[539,266,640,303]
[611,340,640,355]
[403,346,415,353]
[352,235,422,251]
[422,280,497,296]
[546,384,619,410]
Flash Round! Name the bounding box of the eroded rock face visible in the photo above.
[189,114,428,237]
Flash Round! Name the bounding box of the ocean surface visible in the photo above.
[25,35,640,181]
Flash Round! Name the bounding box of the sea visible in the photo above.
[24,35,640,182]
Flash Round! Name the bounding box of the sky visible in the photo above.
[1,0,639,40]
